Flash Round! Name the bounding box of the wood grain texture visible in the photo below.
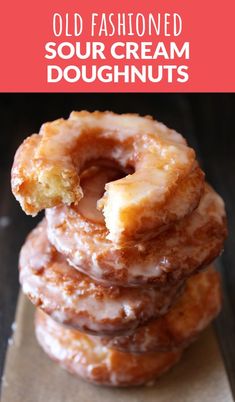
[0,93,234,396]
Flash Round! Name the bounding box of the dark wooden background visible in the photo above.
[0,94,234,395]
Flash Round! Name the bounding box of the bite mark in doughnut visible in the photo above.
[19,220,183,335]
[35,309,182,387]
[46,167,227,286]
[100,267,221,353]
[12,111,205,243]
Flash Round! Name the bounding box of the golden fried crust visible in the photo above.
[101,267,221,353]
[35,309,182,387]
[19,220,182,336]
[46,182,227,287]
[11,111,204,244]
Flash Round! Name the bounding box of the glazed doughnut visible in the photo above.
[35,309,182,387]
[46,166,227,286]
[100,267,221,353]
[11,111,205,244]
[19,220,182,335]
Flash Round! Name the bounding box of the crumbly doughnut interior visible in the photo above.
[11,134,82,215]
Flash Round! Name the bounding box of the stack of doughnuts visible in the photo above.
[11,111,227,387]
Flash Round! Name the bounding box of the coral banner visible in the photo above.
[0,0,234,92]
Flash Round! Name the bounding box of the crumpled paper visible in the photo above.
[1,293,233,402]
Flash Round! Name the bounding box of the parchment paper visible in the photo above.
[1,293,233,402]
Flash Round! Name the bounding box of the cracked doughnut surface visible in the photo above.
[100,267,221,353]
[46,165,227,287]
[35,309,182,387]
[19,220,182,335]
[12,111,205,244]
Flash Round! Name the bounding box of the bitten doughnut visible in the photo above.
[35,309,182,387]
[19,220,182,335]
[11,111,205,244]
[46,165,227,286]
[100,267,221,353]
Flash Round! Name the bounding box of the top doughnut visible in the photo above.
[11,111,205,244]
